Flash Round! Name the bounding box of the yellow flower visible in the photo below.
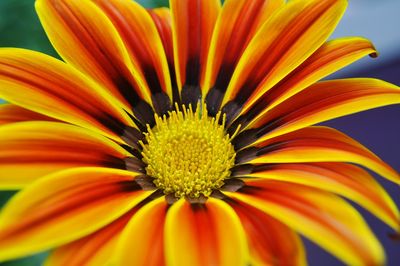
[0,0,399,265]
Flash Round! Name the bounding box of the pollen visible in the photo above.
[140,104,237,199]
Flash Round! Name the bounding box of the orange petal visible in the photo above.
[223,0,347,109]
[170,0,220,102]
[227,182,385,265]
[228,198,306,266]
[0,104,55,125]
[165,198,249,266]
[149,8,174,68]
[204,0,284,113]
[248,78,400,143]
[45,209,136,266]
[0,121,130,189]
[0,48,134,142]
[233,37,377,127]
[0,167,152,261]
[149,8,180,103]
[93,0,172,114]
[248,162,399,230]
[116,197,168,266]
[35,0,153,111]
[241,126,400,185]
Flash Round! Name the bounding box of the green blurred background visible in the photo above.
[0,1,167,265]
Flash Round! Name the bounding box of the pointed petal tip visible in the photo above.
[361,37,379,58]
[369,51,379,58]
[388,230,400,241]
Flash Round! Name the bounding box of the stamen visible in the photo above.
[141,104,236,199]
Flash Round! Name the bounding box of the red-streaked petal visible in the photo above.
[116,197,168,266]
[0,167,152,261]
[0,48,134,142]
[228,198,306,266]
[170,0,220,93]
[223,0,347,108]
[35,0,152,110]
[204,0,284,112]
[250,78,400,142]
[235,37,377,127]
[149,8,174,67]
[226,182,385,266]
[0,121,130,189]
[149,8,179,102]
[0,104,55,125]
[45,209,136,266]
[94,0,172,113]
[243,126,400,184]
[248,162,399,230]
[165,198,249,266]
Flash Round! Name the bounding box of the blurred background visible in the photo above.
[0,0,399,265]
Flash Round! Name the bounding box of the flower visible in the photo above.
[0,0,399,265]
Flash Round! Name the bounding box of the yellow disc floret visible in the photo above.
[141,104,237,199]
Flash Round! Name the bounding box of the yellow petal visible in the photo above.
[248,162,399,230]
[246,126,400,185]
[115,197,168,266]
[148,8,179,102]
[165,198,249,266]
[227,182,385,266]
[204,0,284,111]
[35,0,152,110]
[170,0,220,95]
[45,209,135,266]
[228,198,306,266]
[94,0,172,112]
[0,48,134,142]
[251,78,400,144]
[237,37,377,128]
[0,104,55,125]
[149,8,174,64]
[0,121,129,189]
[0,167,152,262]
[223,0,347,108]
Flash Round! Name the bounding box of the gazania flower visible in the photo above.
[0,0,399,265]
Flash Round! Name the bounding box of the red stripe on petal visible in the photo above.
[228,198,306,265]
[116,198,168,266]
[0,168,152,261]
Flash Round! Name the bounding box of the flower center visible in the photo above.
[141,105,236,199]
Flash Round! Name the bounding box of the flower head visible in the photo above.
[0,0,399,265]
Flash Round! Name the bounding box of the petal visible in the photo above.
[0,121,130,189]
[0,104,55,125]
[231,37,377,128]
[149,8,180,103]
[115,197,168,266]
[165,198,249,266]
[0,167,152,261]
[93,0,172,114]
[223,0,347,109]
[45,209,136,266]
[149,8,174,66]
[244,78,400,144]
[227,182,385,266]
[170,0,220,104]
[0,48,134,142]
[239,126,400,185]
[227,198,306,266]
[204,0,284,114]
[247,162,399,230]
[35,0,153,111]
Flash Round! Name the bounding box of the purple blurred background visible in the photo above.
[310,0,400,265]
